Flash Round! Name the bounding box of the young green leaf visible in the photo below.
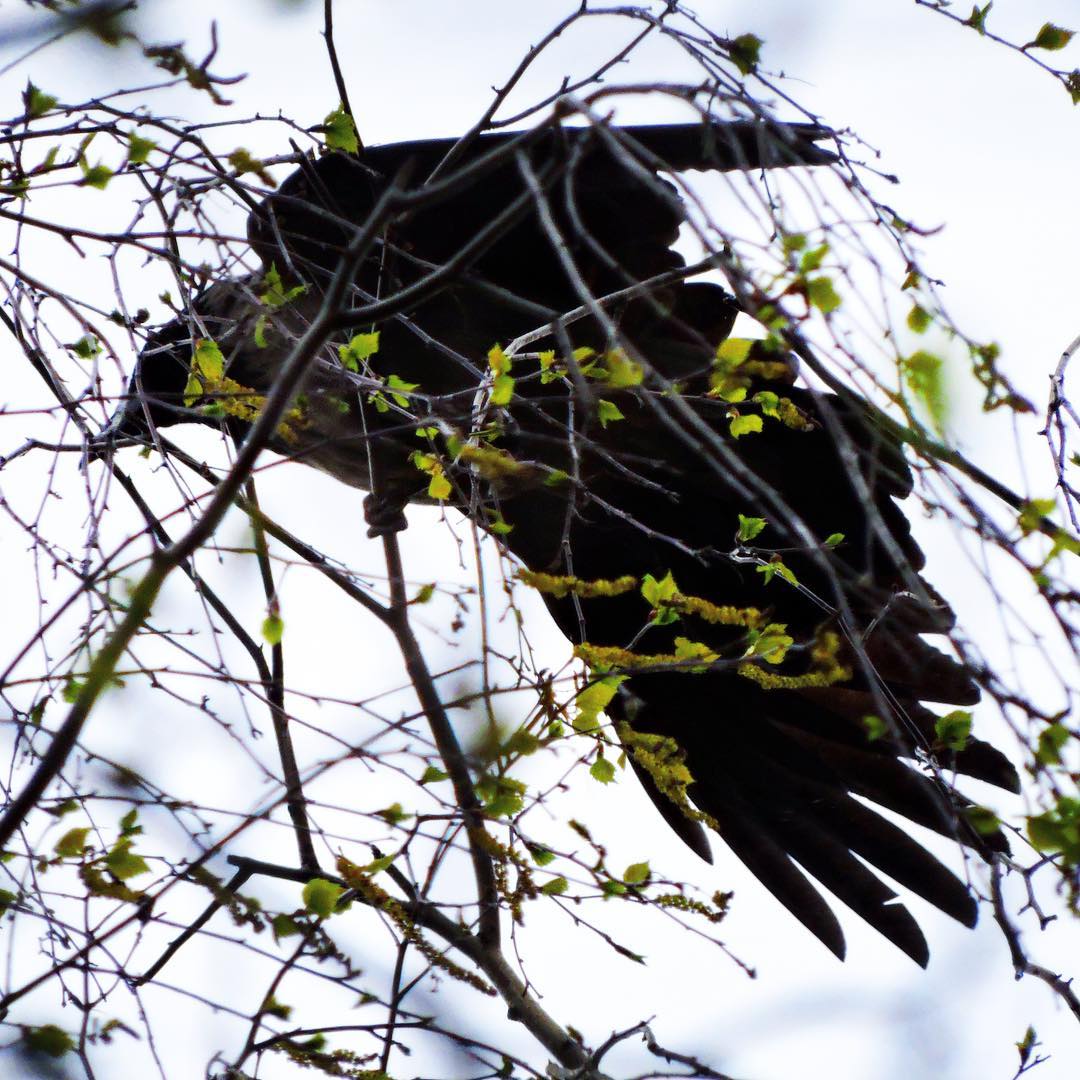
[934,710,972,752]
[597,399,624,428]
[127,132,156,165]
[540,876,568,896]
[1029,23,1074,51]
[261,613,284,646]
[105,840,149,880]
[23,82,58,119]
[590,756,616,784]
[338,331,380,371]
[737,515,767,543]
[302,878,344,918]
[22,1025,74,1059]
[322,105,359,152]
[728,32,763,74]
[862,715,887,742]
[807,276,842,313]
[729,413,763,439]
[54,827,90,858]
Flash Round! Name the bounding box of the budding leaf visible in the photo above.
[323,105,358,152]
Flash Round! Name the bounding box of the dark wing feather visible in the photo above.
[102,119,1019,964]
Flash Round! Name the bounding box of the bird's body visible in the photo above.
[106,117,1018,965]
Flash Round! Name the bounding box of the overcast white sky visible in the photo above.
[0,2,1078,1078]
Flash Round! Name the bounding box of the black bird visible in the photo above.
[101,118,1019,965]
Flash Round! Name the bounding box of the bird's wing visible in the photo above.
[488,378,1018,965]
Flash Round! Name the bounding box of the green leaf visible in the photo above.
[728,32,763,74]
[80,161,113,190]
[261,613,284,646]
[1036,722,1069,766]
[412,583,436,604]
[902,350,947,429]
[641,570,677,606]
[488,343,511,374]
[105,840,149,880]
[182,372,204,407]
[1067,70,1080,106]
[799,243,829,273]
[119,808,140,835]
[907,304,932,333]
[807,276,842,313]
[597,399,624,428]
[540,876,568,896]
[22,1025,74,1058]
[753,390,779,418]
[23,82,58,119]
[62,678,83,703]
[419,765,448,784]
[0,888,17,912]
[126,132,156,165]
[338,331,379,371]
[745,624,793,664]
[530,845,555,867]
[1016,1025,1038,1070]
[1030,23,1074,51]
[376,803,410,825]
[1026,797,1080,862]
[71,335,101,359]
[322,105,358,152]
[862,715,887,741]
[604,350,644,388]
[641,570,679,625]
[737,514,767,542]
[54,827,90,858]
[573,675,625,733]
[362,852,396,874]
[490,372,515,406]
[228,148,273,185]
[272,913,301,940]
[1026,814,1069,856]
[590,756,616,784]
[260,264,307,309]
[192,338,224,381]
[729,413,763,439]
[1018,497,1056,536]
[428,470,451,500]
[303,878,344,918]
[716,337,752,365]
[386,372,419,407]
[824,532,845,548]
[935,710,972,752]
[964,3,992,34]
[964,805,1002,837]
[756,559,798,587]
[623,861,650,885]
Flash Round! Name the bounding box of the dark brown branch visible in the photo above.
[0,171,408,851]
[380,531,502,949]
[990,861,1080,1024]
[322,0,358,144]
[245,477,319,873]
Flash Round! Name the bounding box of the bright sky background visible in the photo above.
[0,2,1078,1078]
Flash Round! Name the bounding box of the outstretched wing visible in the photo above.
[100,119,1018,964]
[486,373,1019,965]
